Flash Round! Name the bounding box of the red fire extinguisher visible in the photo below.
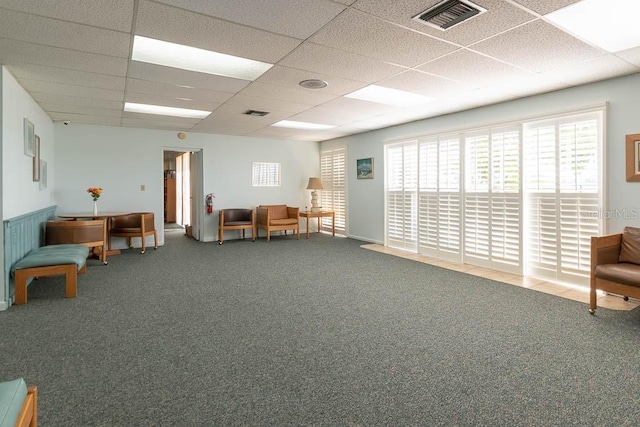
[205,193,214,214]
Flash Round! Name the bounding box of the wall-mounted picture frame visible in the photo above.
[24,118,35,157]
[626,133,640,182]
[39,160,47,190]
[32,135,40,181]
[357,157,374,179]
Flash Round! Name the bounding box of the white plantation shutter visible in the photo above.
[418,137,461,260]
[464,134,491,262]
[385,142,417,250]
[524,112,602,285]
[320,147,346,234]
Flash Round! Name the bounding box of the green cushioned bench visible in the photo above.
[0,378,37,427]
[11,244,90,305]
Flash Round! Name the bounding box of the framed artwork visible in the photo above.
[39,160,47,190]
[24,118,35,157]
[357,157,374,179]
[32,135,40,181]
[626,133,640,182]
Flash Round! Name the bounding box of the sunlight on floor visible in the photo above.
[361,244,640,311]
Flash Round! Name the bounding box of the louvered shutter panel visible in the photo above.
[320,147,346,233]
[385,142,417,250]
[464,135,490,262]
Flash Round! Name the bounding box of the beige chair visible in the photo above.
[218,208,255,244]
[256,205,299,242]
[46,219,108,264]
[109,212,158,254]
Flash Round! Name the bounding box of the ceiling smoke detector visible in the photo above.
[299,79,328,89]
[243,109,270,117]
[413,0,486,31]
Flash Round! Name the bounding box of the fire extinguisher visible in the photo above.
[205,193,214,214]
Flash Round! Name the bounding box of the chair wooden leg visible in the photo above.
[140,235,146,254]
[153,231,158,249]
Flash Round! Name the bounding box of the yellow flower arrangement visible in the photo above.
[87,187,103,201]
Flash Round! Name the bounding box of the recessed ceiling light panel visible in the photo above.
[545,0,640,53]
[271,120,334,130]
[345,85,435,107]
[124,102,211,119]
[132,35,273,81]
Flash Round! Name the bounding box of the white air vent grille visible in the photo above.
[413,0,486,31]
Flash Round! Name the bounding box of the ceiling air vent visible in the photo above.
[413,0,486,31]
[243,109,270,117]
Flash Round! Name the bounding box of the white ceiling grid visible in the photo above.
[0,0,638,142]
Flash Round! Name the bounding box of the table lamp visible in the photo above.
[306,177,324,212]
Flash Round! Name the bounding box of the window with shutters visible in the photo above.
[252,162,281,187]
[383,106,603,286]
[320,147,347,234]
[523,112,602,285]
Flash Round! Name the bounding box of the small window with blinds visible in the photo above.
[252,162,281,187]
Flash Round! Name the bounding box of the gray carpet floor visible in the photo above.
[2,231,640,426]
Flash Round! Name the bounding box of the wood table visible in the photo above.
[57,212,132,256]
[299,211,335,239]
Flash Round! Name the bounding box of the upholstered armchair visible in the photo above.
[218,208,255,244]
[46,219,108,264]
[256,205,299,242]
[109,212,158,254]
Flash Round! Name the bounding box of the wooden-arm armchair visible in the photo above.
[46,219,107,264]
[256,205,299,242]
[218,208,255,244]
[109,212,158,254]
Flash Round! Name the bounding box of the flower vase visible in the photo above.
[93,200,98,216]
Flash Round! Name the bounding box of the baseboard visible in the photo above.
[347,234,383,245]
[0,300,8,311]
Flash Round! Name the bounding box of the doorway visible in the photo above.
[163,149,203,239]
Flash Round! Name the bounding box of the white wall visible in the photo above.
[2,67,55,220]
[54,124,319,245]
[322,72,640,244]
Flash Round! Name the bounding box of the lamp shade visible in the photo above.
[306,177,324,190]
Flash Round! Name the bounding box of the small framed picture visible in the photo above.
[24,118,35,157]
[357,157,374,179]
[626,134,640,182]
[32,135,40,181]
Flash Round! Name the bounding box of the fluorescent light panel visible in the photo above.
[132,35,273,80]
[124,102,210,119]
[345,85,435,107]
[545,0,640,52]
[271,120,335,130]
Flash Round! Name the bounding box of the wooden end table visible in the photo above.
[300,211,335,239]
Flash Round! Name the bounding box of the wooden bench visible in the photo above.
[11,244,90,305]
[0,378,37,427]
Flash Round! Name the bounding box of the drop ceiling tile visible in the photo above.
[32,93,123,110]
[540,55,640,88]
[152,0,345,39]
[279,42,406,83]
[21,79,124,101]
[309,8,457,67]
[126,79,235,104]
[0,38,128,76]
[256,65,367,96]
[239,82,339,105]
[616,46,640,68]
[352,0,537,47]
[511,0,581,15]
[470,19,604,72]
[121,118,195,131]
[376,69,476,98]
[0,0,134,32]
[224,94,314,115]
[128,62,250,93]
[280,106,365,127]
[319,97,401,117]
[191,120,264,135]
[204,104,293,126]
[0,9,130,57]
[8,63,126,90]
[247,126,317,140]
[135,0,300,64]
[124,92,220,112]
[40,103,123,118]
[417,49,533,89]
[49,112,122,126]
